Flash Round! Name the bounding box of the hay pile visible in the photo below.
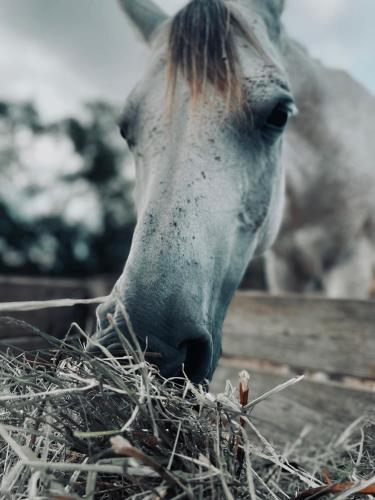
[0,320,374,499]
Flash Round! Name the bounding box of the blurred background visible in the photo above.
[0,0,374,279]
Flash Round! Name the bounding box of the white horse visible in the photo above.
[87,0,375,383]
[265,7,375,298]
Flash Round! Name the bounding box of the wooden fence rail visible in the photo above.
[211,362,374,443]
[214,292,375,443]
[0,276,373,444]
[221,292,375,380]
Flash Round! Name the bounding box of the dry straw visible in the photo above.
[0,309,374,499]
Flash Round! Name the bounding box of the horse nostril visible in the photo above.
[88,301,214,383]
[181,337,213,383]
[85,326,123,356]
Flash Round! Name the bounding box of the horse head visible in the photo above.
[87,0,296,382]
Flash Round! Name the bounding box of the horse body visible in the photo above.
[269,34,375,297]
[87,0,375,382]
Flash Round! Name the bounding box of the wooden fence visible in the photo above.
[0,275,112,350]
[211,292,375,443]
[0,276,374,444]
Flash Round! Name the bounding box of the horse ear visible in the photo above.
[265,0,286,17]
[117,0,168,44]
[279,0,286,12]
[277,0,286,14]
[254,0,285,38]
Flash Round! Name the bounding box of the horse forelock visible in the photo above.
[167,0,267,110]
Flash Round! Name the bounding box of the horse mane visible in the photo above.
[167,0,265,109]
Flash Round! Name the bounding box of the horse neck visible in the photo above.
[280,29,375,152]
[279,32,324,108]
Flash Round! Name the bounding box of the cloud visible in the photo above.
[283,0,375,92]
[287,0,344,25]
[0,30,97,120]
[0,0,148,119]
[0,0,373,124]
[158,0,185,15]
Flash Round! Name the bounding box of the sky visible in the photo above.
[0,0,374,121]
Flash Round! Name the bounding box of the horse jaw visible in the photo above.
[117,0,167,44]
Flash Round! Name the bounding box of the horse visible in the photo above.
[86,0,375,383]
[265,22,375,298]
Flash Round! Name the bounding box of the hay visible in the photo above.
[0,318,374,499]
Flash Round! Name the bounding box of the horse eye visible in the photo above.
[266,103,290,130]
[119,120,129,140]
[119,120,135,148]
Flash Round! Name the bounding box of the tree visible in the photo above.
[0,99,135,277]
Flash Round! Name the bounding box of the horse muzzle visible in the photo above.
[85,301,214,383]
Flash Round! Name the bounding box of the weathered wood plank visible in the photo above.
[1,277,374,381]
[222,292,375,379]
[211,359,375,445]
[0,276,89,344]
[0,317,55,352]
[0,336,49,352]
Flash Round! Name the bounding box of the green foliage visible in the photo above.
[0,99,135,277]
